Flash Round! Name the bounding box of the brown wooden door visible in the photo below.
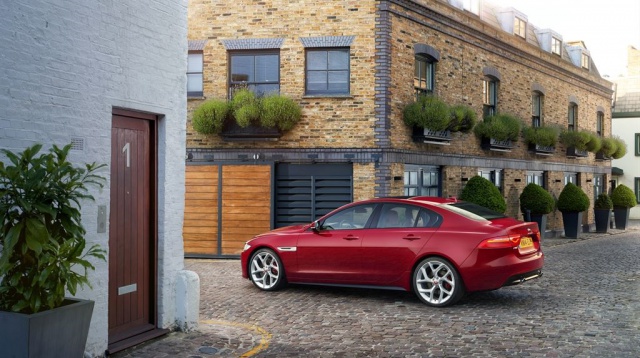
[109,113,155,346]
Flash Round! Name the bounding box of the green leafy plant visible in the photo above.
[584,132,602,153]
[556,182,590,212]
[448,104,477,133]
[599,137,618,157]
[0,144,106,314]
[403,95,451,131]
[522,125,559,147]
[594,193,613,210]
[231,88,261,128]
[611,184,637,208]
[519,183,555,215]
[611,136,627,159]
[473,114,522,142]
[260,93,303,131]
[191,99,230,135]
[459,176,507,213]
[558,130,600,152]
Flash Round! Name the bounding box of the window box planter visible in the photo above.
[566,146,588,158]
[481,137,514,152]
[595,151,611,161]
[528,143,555,156]
[221,120,282,141]
[412,126,452,145]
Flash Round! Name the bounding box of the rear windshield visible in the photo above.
[442,202,507,221]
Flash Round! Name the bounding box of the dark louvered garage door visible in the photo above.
[275,164,353,228]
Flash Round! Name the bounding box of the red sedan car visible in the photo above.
[241,197,543,307]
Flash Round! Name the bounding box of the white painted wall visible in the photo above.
[0,1,191,356]
[612,117,640,219]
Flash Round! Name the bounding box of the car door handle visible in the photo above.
[402,235,420,241]
[343,235,359,241]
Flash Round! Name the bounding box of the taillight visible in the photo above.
[478,234,521,249]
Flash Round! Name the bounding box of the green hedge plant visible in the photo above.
[599,137,618,157]
[611,136,627,159]
[448,104,477,133]
[260,93,303,131]
[403,95,451,131]
[594,193,613,210]
[611,184,637,208]
[559,130,600,152]
[519,183,555,215]
[556,183,590,213]
[0,144,106,314]
[473,114,522,142]
[231,88,261,128]
[459,176,507,213]
[191,98,230,135]
[522,125,560,147]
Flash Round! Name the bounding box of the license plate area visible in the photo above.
[519,236,534,249]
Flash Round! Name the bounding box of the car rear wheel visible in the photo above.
[249,248,286,291]
[413,257,464,307]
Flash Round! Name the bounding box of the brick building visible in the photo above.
[185,0,613,256]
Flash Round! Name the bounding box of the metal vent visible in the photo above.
[70,137,84,151]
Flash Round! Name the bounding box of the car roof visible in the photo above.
[363,196,459,205]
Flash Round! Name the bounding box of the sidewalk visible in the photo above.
[112,219,640,358]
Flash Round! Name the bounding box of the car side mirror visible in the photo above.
[311,220,321,232]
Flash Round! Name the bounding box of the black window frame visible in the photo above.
[414,55,436,99]
[597,112,604,137]
[532,91,543,127]
[404,165,440,197]
[635,133,640,156]
[305,47,350,96]
[635,177,640,204]
[568,103,578,131]
[526,171,545,188]
[483,77,498,118]
[478,168,503,193]
[228,50,280,97]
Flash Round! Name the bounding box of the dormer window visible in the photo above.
[581,53,590,69]
[462,0,480,15]
[514,17,526,38]
[551,37,562,55]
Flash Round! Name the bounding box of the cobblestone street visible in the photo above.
[115,229,640,357]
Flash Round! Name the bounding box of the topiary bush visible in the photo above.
[191,99,230,135]
[448,104,477,133]
[584,132,602,153]
[611,184,637,208]
[556,183,590,212]
[231,88,261,128]
[403,95,451,131]
[473,114,522,142]
[594,193,613,210]
[522,125,559,147]
[260,93,302,131]
[559,130,600,152]
[611,136,627,159]
[519,183,555,215]
[599,137,618,157]
[459,176,507,213]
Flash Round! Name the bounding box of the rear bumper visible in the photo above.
[461,251,544,292]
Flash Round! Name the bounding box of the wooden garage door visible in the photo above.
[183,164,271,257]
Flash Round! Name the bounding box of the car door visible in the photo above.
[360,204,441,285]
[296,203,377,283]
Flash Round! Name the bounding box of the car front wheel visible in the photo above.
[413,257,464,307]
[249,248,286,291]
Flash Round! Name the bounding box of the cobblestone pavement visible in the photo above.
[114,222,640,357]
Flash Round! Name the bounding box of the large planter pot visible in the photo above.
[594,209,611,233]
[561,211,583,238]
[613,207,631,230]
[0,298,94,358]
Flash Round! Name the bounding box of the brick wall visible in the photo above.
[0,1,188,356]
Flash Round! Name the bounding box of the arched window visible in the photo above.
[413,44,440,99]
[532,91,544,127]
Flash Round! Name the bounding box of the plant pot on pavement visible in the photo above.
[561,211,583,238]
[594,209,611,233]
[613,207,631,230]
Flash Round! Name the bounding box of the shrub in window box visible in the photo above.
[519,183,555,236]
[556,182,590,238]
[404,95,452,144]
[459,176,506,213]
[559,130,597,158]
[448,104,477,133]
[611,184,637,230]
[191,98,230,135]
[610,136,627,159]
[593,193,613,233]
[0,144,106,356]
[522,125,559,155]
[474,114,522,151]
[596,137,617,161]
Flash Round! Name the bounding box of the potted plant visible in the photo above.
[556,182,590,238]
[596,137,617,161]
[559,130,599,158]
[459,176,507,213]
[0,144,106,357]
[611,136,627,159]
[473,113,522,151]
[448,104,477,133]
[593,193,613,233]
[403,95,452,144]
[610,184,638,230]
[191,98,230,135]
[519,183,555,236]
[522,125,559,155]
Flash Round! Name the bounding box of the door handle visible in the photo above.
[402,235,420,241]
[343,235,359,241]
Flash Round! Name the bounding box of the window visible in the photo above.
[551,37,562,55]
[478,168,502,192]
[187,52,203,97]
[532,92,543,127]
[305,48,350,95]
[320,204,376,230]
[462,0,480,14]
[568,103,578,131]
[596,112,604,136]
[564,172,577,185]
[229,51,280,96]
[376,204,441,229]
[514,17,526,38]
[526,171,545,188]
[414,55,435,98]
[581,53,590,69]
[593,174,604,202]
[635,133,640,156]
[635,178,640,204]
[404,165,440,196]
[483,78,498,118]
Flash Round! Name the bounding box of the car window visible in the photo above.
[415,208,442,228]
[321,204,376,230]
[441,202,506,221]
[377,204,425,228]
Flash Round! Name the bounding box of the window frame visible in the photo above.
[581,52,590,69]
[596,112,604,137]
[526,171,545,188]
[635,178,640,204]
[564,172,578,186]
[635,133,640,156]
[551,37,562,56]
[483,77,498,118]
[414,55,436,99]
[404,165,440,197]
[305,47,350,96]
[532,92,543,127]
[514,17,527,38]
[187,51,204,97]
[228,50,281,97]
[568,103,578,131]
[478,168,503,193]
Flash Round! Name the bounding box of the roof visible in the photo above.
[612,75,640,114]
